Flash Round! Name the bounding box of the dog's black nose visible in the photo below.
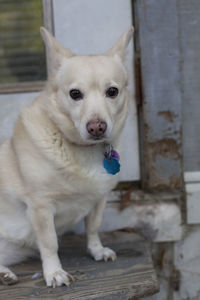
[87,119,107,138]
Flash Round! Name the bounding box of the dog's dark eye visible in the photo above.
[69,89,83,101]
[106,87,119,98]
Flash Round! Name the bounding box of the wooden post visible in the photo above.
[133,0,183,191]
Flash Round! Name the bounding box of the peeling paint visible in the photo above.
[141,111,183,190]
[143,135,183,190]
[148,138,181,161]
[158,111,177,123]
[169,176,182,190]
[146,167,171,190]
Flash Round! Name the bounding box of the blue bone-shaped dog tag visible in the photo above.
[103,146,120,175]
[103,156,120,175]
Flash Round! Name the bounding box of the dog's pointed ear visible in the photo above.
[40,27,74,76]
[106,26,134,61]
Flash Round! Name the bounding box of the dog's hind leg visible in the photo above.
[0,237,35,285]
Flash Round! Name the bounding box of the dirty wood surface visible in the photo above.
[0,231,159,300]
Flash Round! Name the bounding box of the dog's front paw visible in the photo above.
[89,246,117,262]
[0,270,18,285]
[44,269,75,288]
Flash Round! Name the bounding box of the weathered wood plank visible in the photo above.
[0,232,159,299]
[134,0,183,190]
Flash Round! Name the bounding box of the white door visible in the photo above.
[53,0,140,181]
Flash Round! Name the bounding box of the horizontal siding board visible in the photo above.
[184,172,200,183]
[186,183,200,224]
[1,39,44,49]
[0,81,45,93]
[185,171,200,224]
[0,66,45,76]
[0,19,42,29]
[0,30,39,38]
[0,2,40,9]
[0,11,41,19]
[0,32,40,40]
[0,55,44,66]
[1,47,44,57]
[0,75,46,84]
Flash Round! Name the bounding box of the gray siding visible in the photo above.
[134,0,200,187]
[178,0,200,171]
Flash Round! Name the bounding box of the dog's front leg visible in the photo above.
[28,204,74,287]
[85,197,116,262]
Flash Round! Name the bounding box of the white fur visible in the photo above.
[0,26,134,287]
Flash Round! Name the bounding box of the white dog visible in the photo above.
[0,26,134,287]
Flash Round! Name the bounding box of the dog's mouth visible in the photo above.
[88,135,106,141]
[85,138,105,146]
[83,134,108,146]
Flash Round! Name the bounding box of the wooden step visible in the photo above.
[0,231,159,299]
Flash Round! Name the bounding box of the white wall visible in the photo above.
[0,93,37,143]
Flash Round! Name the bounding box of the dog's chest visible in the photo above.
[50,143,118,196]
[49,145,118,230]
[53,155,117,202]
[52,171,116,234]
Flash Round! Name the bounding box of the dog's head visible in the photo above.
[40,27,134,146]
